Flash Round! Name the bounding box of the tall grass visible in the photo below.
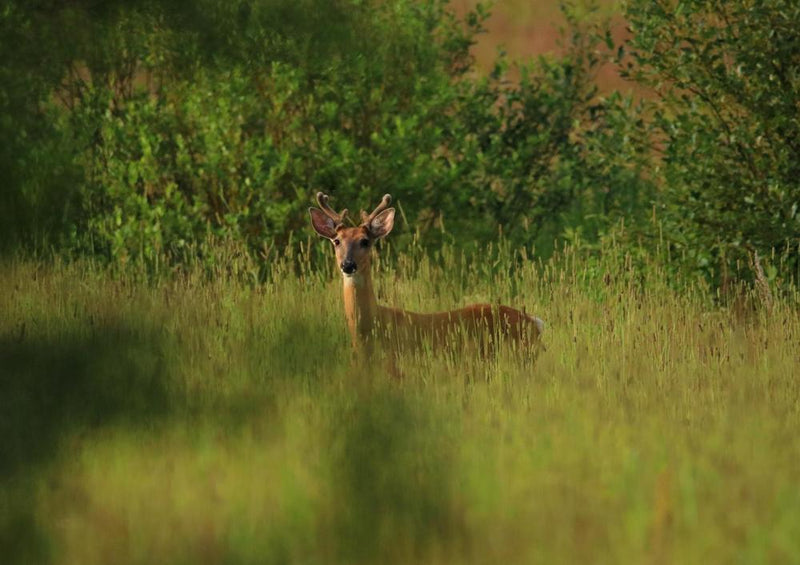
[2,241,799,564]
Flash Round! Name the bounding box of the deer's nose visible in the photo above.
[341,260,357,274]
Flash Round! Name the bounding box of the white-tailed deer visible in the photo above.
[309,192,545,372]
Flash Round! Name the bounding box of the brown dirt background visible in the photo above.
[451,0,635,94]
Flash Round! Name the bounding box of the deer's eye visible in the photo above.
[333,238,341,246]
[360,238,370,248]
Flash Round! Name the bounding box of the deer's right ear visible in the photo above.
[309,207,338,239]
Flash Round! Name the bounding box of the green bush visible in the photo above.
[623,0,800,285]
[1,0,652,264]
[12,0,798,290]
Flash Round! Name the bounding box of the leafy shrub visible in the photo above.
[1,0,652,265]
[623,0,800,285]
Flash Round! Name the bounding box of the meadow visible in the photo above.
[2,241,799,564]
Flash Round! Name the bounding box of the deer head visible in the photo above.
[309,192,395,277]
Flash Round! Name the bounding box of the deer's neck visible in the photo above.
[342,270,379,343]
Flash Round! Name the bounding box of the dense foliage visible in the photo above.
[0,0,649,262]
[1,0,799,287]
[624,0,800,285]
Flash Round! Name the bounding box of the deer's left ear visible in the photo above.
[367,208,395,239]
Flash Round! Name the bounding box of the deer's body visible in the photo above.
[310,192,544,371]
[341,269,543,353]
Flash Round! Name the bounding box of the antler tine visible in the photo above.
[361,194,393,224]
[316,192,348,226]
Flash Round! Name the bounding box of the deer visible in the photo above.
[309,192,545,375]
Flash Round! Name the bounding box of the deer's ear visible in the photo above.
[309,208,338,239]
[367,208,395,239]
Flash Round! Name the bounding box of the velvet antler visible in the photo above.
[316,192,348,227]
[360,194,392,225]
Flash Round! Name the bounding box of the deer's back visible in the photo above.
[377,303,543,351]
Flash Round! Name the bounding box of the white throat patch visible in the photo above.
[343,273,366,287]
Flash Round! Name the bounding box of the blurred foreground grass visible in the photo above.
[2,243,799,564]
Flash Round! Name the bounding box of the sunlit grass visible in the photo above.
[1,243,799,564]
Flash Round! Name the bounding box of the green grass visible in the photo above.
[2,244,799,564]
